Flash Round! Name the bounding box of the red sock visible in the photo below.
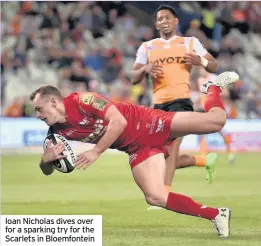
[208,85,222,94]
[166,192,219,220]
[204,85,225,112]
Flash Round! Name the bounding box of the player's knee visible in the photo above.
[215,115,226,132]
[210,110,226,132]
[144,192,166,206]
[211,121,225,133]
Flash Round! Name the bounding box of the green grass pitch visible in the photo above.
[2,152,261,246]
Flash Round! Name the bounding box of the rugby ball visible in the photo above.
[43,134,76,173]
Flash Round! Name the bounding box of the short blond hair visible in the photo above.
[30,85,62,101]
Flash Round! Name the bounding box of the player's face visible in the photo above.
[156,10,178,37]
[33,94,60,126]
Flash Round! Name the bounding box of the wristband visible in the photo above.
[200,57,209,68]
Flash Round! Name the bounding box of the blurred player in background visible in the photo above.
[131,4,219,203]
[31,72,239,238]
[196,67,236,164]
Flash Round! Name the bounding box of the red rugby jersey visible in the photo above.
[47,92,173,154]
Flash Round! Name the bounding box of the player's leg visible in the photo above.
[176,143,216,171]
[177,154,204,168]
[168,71,239,139]
[177,152,217,184]
[164,136,217,184]
[175,104,217,183]
[147,135,216,211]
[148,100,192,210]
[218,130,235,164]
[160,100,193,186]
[169,107,226,138]
[164,137,182,189]
[191,109,216,182]
[174,137,217,184]
[147,137,183,210]
[131,152,231,237]
[199,135,208,155]
[193,109,208,155]
[160,99,216,186]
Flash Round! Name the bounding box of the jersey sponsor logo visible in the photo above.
[79,118,89,125]
[92,98,108,111]
[80,119,106,143]
[81,93,94,105]
[149,117,157,135]
[129,153,137,164]
[149,118,165,134]
[156,119,164,133]
[136,122,140,130]
[151,56,185,66]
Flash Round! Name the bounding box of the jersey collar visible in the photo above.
[63,96,72,124]
[159,35,178,42]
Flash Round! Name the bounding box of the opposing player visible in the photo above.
[31,71,239,237]
[131,5,219,192]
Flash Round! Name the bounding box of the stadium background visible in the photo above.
[1,1,261,246]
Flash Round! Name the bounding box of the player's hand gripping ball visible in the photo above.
[43,134,76,173]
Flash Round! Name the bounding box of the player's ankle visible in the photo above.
[195,155,206,167]
[208,85,222,95]
[204,94,225,112]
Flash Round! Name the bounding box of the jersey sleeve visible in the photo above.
[134,43,148,65]
[193,37,208,57]
[78,92,113,119]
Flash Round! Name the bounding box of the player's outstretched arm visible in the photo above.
[93,105,127,154]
